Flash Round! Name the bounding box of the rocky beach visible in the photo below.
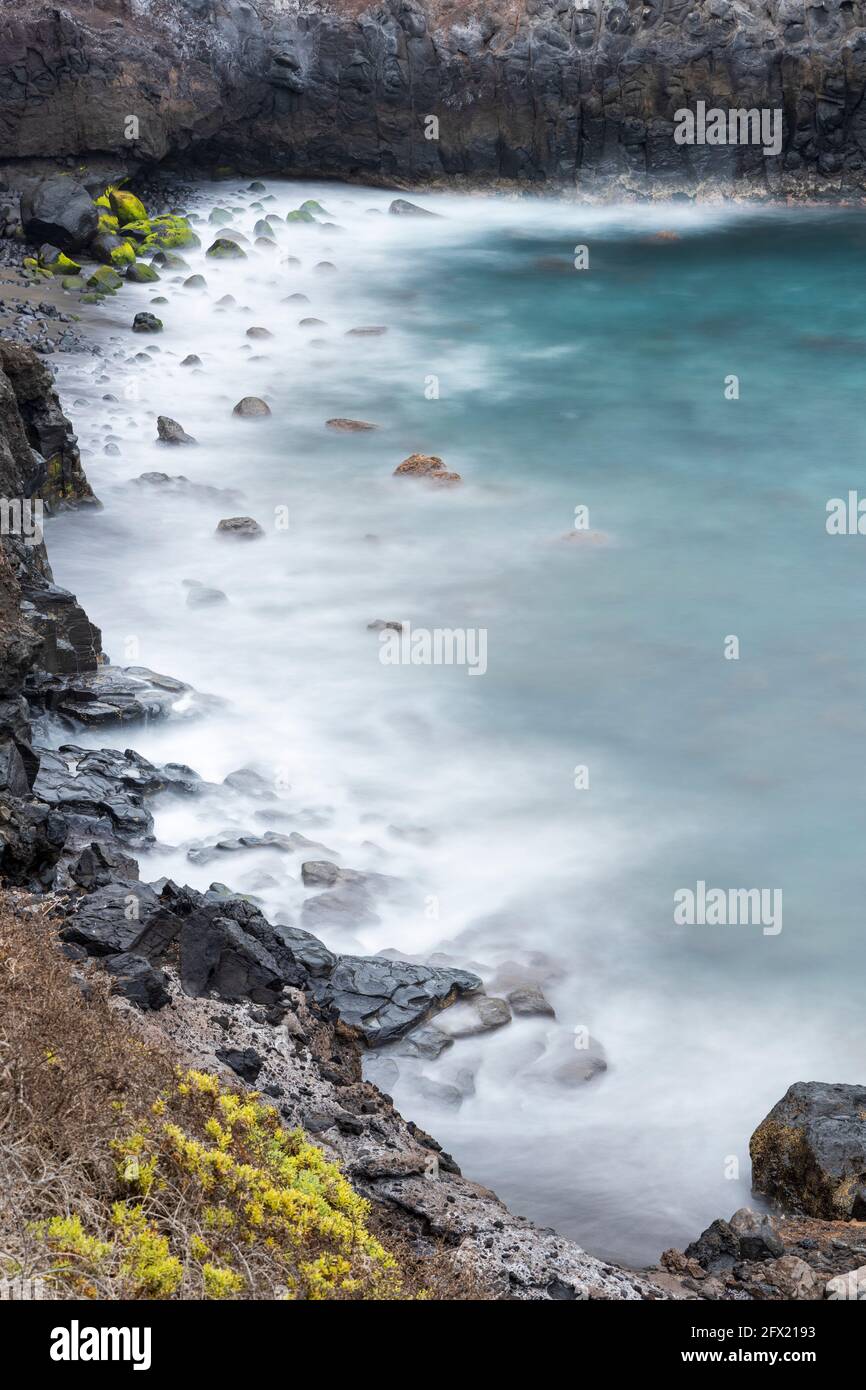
[1,0,866,1314]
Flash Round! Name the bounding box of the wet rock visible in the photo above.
[246,326,273,339]
[395,1024,452,1060]
[215,516,264,539]
[313,261,336,273]
[389,199,438,218]
[216,1046,264,1083]
[134,473,241,504]
[416,1075,463,1108]
[21,177,98,251]
[436,995,512,1039]
[232,396,270,418]
[156,415,196,445]
[104,952,171,1010]
[507,985,555,1018]
[126,261,160,284]
[311,956,482,1048]
[326,418,377,431]
[187,831,293,865]
[132,312,163,334]
[180,354,202,367]
[207,237,246,259]
[183,273,207,290]
[345,326,387,337]
[28,665,200,728]
[750,1082,866,1220]
[222,767,274,797]
[393,453,461,484]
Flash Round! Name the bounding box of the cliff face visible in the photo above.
[1,0,866,193]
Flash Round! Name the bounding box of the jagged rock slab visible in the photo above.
[28,664,211,726]
[310,955,481,1047]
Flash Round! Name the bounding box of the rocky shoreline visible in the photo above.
[1,172,865,1298]
[0,290,671,1298]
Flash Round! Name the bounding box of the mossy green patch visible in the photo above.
[286,208,316,224]
[206,238,247,259]
[87,266,123,293]
[126,262,160,284]
[108,188,148,226]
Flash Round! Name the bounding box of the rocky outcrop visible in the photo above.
[2,1,866,195]
[661,1205,866,1300]
[750,1081,866,1220]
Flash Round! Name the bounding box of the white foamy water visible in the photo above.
[45,183,866,1265]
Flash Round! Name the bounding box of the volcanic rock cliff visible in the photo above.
[2,0,866,194]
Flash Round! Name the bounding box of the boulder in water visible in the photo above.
[132,311,163,333]
[157,415,196,445]
[216,516,265,539]
[232,396,270,418]
[388,198,438,218]
[750,1082,866,1220]
[394,453,461,484]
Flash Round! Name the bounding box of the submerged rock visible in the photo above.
[326,417,377,431]
[436,995,512,1038]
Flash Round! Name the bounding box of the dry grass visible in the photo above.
[0,892,489,1300]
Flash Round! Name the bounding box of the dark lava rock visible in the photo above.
[684,1218,741,1275]
[60,882,180,958]
[104,951,171,1010]
[310,956,481,1047]
[157,415,196,445]
[28,664,200,727]
[751,1082,866,1220]
[20,177,97,251]
[216,1046,264,1083]
[132,312,163,334]
[216,516,264,539]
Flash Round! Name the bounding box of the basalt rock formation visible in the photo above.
[1,0,866,195]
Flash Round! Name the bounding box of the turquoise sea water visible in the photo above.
[48,187,866,1265]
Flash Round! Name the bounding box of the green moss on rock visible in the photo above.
[206,238,247,259]
[126,261,160,283]
[108,187,148,226]
[87,266,124,293]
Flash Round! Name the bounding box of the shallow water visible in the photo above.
[47,184,866,1266]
